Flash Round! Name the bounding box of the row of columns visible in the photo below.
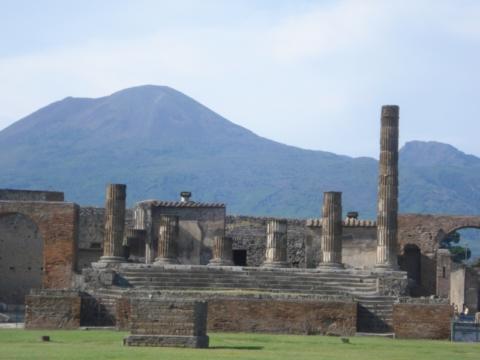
[100,105,399,270]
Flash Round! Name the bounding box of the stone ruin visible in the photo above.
[1,105,476,342]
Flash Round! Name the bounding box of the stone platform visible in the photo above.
[86,263,407,297]
[124,335,209,348]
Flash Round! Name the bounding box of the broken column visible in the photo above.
[263,219,288,268]
[154,215,179,264]
[100,184,126,263]
[208,235,233,266]
[376,105,399,270]
[318,191,343,268]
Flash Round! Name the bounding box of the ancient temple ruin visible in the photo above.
[1,105,477,339]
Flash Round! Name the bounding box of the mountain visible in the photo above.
[0,85,479,218]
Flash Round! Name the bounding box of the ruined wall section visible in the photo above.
[226,216,306,267]
[0,189,64,202]
[77,207,133,270]
[0,200,78,290]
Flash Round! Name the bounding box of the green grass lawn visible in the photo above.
[0,330,479,360]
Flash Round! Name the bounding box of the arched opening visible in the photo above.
[399,244,422,296]
[0,213,43,305]
[440,227,480,312]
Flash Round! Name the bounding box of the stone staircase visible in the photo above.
[83,265,400,334]
[115,265,379,296]
[355,296,395,333]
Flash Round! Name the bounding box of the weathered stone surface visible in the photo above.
[376,105,399,269]
[263,219,288,268]
[208,236,233,266]
[123,335,209,348]
[226,216,306,267]
[134,201,225,265]
[155,215,179,264]
[319,192,343,267]
[393,302,453,339]
[376,272,408,296]
[0,200,79,289]
[25,290,81,329]
[0,189,64,202]
[100,184,126,262]
[207,298,357,336]
[122,299,209,348]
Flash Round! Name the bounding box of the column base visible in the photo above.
[262,261,288,268]
[207,259,234,266]
[99,256,125,263]
[154,257,179,265]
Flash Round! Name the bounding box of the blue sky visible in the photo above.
[1,0,480,158]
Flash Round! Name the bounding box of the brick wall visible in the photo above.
[393,303,453,339]
[207,298,357,336]
[0,201,79,290]
[127,299,207,336]
[25,291,81,329]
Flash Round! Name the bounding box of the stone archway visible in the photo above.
[0,213,43,304]
[0,201,79,290]
[398,214,480,296]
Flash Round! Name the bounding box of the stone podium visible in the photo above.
[123,299,209,348]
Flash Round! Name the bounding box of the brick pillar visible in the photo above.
[263,219,288,268]
[318,191,343,268]
[376,105,399,270]
[154,215,179,264]
[100,184,126,263]
[208,236,233,266]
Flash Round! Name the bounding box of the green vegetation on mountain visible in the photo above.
[0,85,479,218]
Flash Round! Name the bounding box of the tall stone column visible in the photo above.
[154,215,179,264]
[318,191,343,268]
[263,219,288,268]
[208,235,233,266]
[100,184,126,263]
[376,105,399,270]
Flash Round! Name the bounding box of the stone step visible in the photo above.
[125,279,376,291]
[121,270,376,282]
[122,278,377,290]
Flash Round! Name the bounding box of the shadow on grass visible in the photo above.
[210,346,264,350]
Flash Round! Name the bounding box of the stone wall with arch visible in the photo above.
[0,200,79,294]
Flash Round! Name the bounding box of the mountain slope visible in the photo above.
[0,85,479,218]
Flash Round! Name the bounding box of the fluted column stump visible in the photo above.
[376,105,399,270]
[318,191,343,268]
[100,184,127,263]
[262,219,288,268]
[154,215,179,265]
[208,236,233,266]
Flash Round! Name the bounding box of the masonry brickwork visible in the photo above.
[392,302,453,339]
[25,290,81,329]
[0,200,79,289]
[123,298,209,348]
[207,298,357,336]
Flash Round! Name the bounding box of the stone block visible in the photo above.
[25,290,81,329]
[123,335,209,348]
[123,299,209,348]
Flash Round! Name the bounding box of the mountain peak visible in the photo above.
[400,140,479,167]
